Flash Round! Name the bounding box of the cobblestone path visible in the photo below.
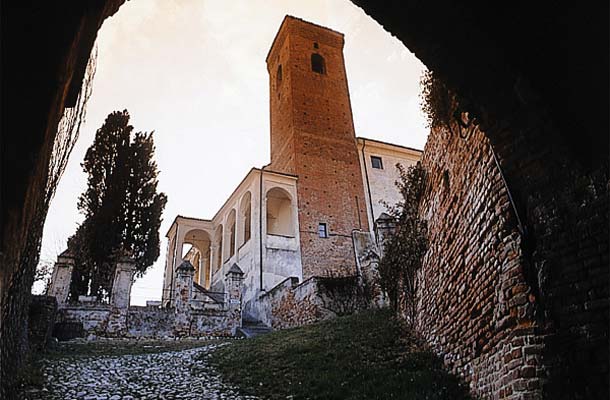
[24,342,257,400]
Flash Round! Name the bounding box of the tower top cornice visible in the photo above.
[266,15,344,66]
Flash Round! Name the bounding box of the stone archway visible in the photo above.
[2,2,607,397]
[181,229,212,289]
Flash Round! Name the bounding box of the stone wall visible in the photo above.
[256,275,368,329]
[28,295,58,352]
[56,304,113,338]
[415,126,543,399]
[126,306,174,337]
[55,304,240,339]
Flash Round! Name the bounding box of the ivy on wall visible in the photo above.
[378,163,428,320]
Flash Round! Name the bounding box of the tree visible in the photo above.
[378,163,428,318]
[69,110,167,300]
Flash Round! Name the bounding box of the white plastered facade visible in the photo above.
[357,137,423,232]
[162,168,302,309]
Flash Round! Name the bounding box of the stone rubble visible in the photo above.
[24,343,257,400]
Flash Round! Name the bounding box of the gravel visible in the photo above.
[22,342,257,400]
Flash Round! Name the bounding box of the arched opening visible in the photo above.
[266,187,293,237]
[239,192,252,246]
[214,224,223,273]
[311,53,325,74]
[276,64,282,86]
[181,229,211,287]
[8,3,606,399]
[225,209,236,261]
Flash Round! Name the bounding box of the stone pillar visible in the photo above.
[224,263,244,307]
[110,256,136,309]
[352,230,384,307]
[106,255,135,337]
[375,212,397,259]
[224,263,244,335]
[48,250,75,306]
[173,261,195,336]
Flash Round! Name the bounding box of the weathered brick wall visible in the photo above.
[257,275,367,329]
[415,126,544,399]
[476,104,608,399]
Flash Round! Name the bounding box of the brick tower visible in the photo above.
[266,16,369,279]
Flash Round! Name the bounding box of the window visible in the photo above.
[276,64,282,85]
[371,156,383,169]
[318,223,328,238]
[313,42,319,49]
[311,53,325,74]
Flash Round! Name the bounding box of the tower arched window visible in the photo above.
[311,53,325,74]
[276,64,282,86]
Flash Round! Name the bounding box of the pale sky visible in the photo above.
[36,0,428,305]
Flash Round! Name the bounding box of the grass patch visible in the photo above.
[208,309,472,400]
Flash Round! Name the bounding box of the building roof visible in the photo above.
[357,137,423,154]
[226,263,244,276]
[176,260,195,272]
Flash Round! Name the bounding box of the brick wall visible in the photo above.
[415,125,544,399]
[267,17,369,279]
[414,114,609,399]
[256,275,367,329]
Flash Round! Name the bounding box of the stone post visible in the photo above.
[224,263,244,307]
[48,249,75,307]
[173,261,195,336]
[352,230,384,307]
[106,254,135,336]
[224,263,244,335]
[110,255,136,309]
[375,212,397,259]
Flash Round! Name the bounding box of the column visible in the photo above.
[48,250,75,306]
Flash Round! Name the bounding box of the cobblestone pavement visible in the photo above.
[23,342,258,400]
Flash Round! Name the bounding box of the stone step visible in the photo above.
[236,322,272,338]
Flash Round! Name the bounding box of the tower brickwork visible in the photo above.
[266,16,369,278]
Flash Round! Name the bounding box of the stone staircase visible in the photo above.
[236,318,273,338]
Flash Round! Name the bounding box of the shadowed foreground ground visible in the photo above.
[17,310,471,399]
[18,339,255,400]
[207,309,472,400]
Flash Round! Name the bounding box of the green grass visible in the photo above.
[208,309,472,400]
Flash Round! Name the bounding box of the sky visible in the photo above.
[36,0,428,305]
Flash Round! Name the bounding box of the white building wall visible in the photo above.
[357,138,423,232]
[163,168,303,313]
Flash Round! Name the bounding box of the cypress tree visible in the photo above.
[69,110,167,300]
